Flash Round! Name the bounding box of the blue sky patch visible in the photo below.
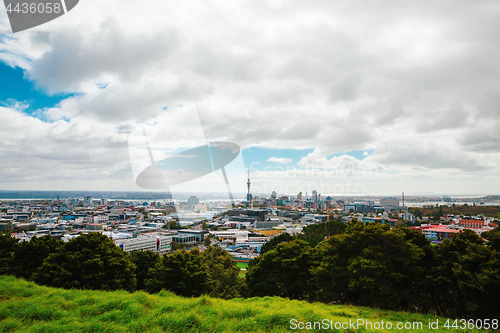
[241,147,314,169]
[0,61,74,117]
[240,147,375,172]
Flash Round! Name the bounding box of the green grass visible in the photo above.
[237,262,249,270]
[238,262,249,276]
[0,275,491,332]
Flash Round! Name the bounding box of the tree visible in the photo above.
[13,235,63,280]
[410,208,423,219]
[393,225,435,312]
[130,250,161,290]
[312,222,425,310]
[170,220,181,229]
[0,233,18,276]
[146,248,211,297]
[260,232,295,254]
[203,235,212,247]
[431,230,500,319]
[202,246,242,299]
[247,239,317,300]
[483,229,500,252]
[299,220,346,246]
[34,233,136,291]
[170,241,182,251]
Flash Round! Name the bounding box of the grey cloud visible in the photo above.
[28,17,177,93]
[457,126,500,152]
[2,0,500,190]
[371,141,490,172]
[415,106,469,133]
[0,108,133,186]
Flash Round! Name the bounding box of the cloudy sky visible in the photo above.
[1,0,500,196]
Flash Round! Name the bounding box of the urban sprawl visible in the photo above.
[1,190,498,263]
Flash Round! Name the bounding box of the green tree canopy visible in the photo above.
[298,220,346,246]
[313,222,425,310]
[146,248,211,297]
[203,235,212,247]
[13,235,63,280]
[202,246,244,299]
[247,239,317,300]
[0,233,18,276]
[431,230,500,319]
[34,233,136,291]
[260,232,295,254]
[130,250,161,291]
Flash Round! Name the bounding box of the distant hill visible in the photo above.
[0,276,488,332]
[482,195,500,201]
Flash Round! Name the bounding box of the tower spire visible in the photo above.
[247,168,251,207]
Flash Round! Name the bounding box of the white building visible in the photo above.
[93,215,109,223]
[115,234,172,253]
[209,230,250,241]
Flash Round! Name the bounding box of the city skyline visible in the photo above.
[1,1,500,195]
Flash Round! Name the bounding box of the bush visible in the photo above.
[34,233,136,291]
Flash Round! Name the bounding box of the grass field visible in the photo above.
[0,275,491,332]
[237,262,249,270]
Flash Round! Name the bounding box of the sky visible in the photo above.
[1,0,500,196]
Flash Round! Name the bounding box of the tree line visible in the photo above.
[248,221,500,320]
[409,204,500,220]
[0,232,246,299]
[1,220,499,320]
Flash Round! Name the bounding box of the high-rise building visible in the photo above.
[101,198,108,205]
[83,196,93,206]
[271,191,277,198]
[297,192,303,201]
[188,196,200,209]
[312,190,318,202]
[380,197,399,208]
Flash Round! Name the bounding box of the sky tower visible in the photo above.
[246,168,252,207]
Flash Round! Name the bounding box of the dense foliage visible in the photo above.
[248,221,500,319]
[130,250,160,290]
[0,233,18,276]
[247,240,317,300]
[33,233,137,291]
[146,248,211,297]
[409,204,500,219]
[201,245,246,299]
[299,220,346,246]
[313,223,426,310]
[12,235,64,280]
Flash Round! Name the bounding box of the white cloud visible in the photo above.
[267,157,292,164]
[1,0,500,194]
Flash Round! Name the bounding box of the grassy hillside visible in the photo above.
[0,275,490,332]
